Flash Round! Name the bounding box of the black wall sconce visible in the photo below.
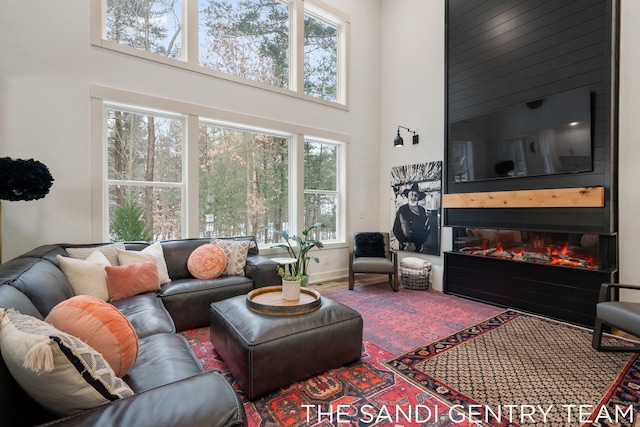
[394,126,419,147]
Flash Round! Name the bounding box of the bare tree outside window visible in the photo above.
[106,0,182,59]
[101,0,346,244]
[198,123,289,244]
[103,105,345,246]
[101,0,346,104]
[199,0,290,88]
[304,141,337,240]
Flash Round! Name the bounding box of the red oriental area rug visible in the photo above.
[179,284,507,426]
[180,327,476,427]
[385,310,640,427]
[323,282,503,354]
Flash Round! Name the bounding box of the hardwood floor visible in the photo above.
[307,274,389,294]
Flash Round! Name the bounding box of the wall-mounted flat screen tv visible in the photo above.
[448,86,592,183]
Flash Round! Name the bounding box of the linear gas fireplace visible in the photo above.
[452,228,616,271]
[444,228,618,328]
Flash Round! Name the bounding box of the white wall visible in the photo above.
[0,0,382,283]
[618,0,640,300]
[379,0,448,290]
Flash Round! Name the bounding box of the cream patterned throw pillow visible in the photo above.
[57,251,111,301]
[0,309,134,416]
[211,239,250,276]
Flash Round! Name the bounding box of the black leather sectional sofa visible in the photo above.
[0,236,280,427]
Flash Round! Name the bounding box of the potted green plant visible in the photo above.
[272,222,325,287]
[276,266,302,281]
[276,266,302,300]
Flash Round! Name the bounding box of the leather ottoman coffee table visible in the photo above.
[209,293,363,400]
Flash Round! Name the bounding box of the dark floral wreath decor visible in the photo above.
[0,157,54,201]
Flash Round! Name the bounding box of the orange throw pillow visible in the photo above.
[187,244,227,280]
[105,260,161,302]
[45,295,139,377]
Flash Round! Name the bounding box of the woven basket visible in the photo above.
[400,257,432,290]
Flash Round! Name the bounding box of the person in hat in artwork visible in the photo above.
[393,182,430,252]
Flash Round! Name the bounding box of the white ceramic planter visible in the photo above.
[281,279,301,300]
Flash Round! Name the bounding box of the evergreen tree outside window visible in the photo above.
[106,105,185,241]
[304,13,338,102]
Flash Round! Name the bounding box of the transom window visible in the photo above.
[105,0,182,59]
[96,0,349,106]
[198,0,290,89]
[304,12,338,102]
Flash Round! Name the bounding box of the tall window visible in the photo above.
[106,105,185,241]
[98,0,349,105]
[304,140,338,240]
[198,122,289,244]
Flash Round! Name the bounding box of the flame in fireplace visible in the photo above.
[461,240,597,269]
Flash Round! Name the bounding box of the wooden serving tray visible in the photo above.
[246,286,322,315]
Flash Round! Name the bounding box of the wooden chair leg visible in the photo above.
[348,252,355,290]
[388,274,398,292]
[391,251,399,292]
[592,318,605,350]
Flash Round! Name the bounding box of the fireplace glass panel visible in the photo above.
[452,228,614,270]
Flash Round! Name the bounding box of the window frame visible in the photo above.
[91,85,348,250]
[303,138,342,243]
[102,102,188,240]
[197,118,294,240]
[91,0,350,108]
[302,3,344,103]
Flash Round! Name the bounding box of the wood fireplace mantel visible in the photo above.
[442,186,604,209]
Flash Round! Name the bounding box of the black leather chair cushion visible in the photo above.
[597,301,640,338]
[0,285,43,319]
[112,292,176,337]
[160,276,254,332]
[123,333,204,392]
[210,295,363,400]
[162,239,211,280]
[48,371,247,427]
[0,257,74,316]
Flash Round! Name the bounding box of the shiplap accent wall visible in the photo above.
[444,0,618,234]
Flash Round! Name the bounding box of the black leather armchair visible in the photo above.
[592,282,640,351]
